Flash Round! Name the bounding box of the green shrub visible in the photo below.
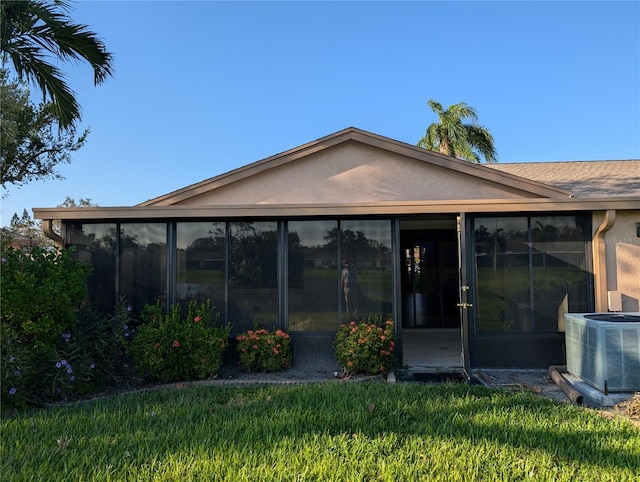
[333,319,395,376]
[76,301,137,387]
[236,327,292,372]
[129,300,229,383]
[1,246,90,347]
[1,246,130,410]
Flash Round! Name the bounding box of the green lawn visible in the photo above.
[2,382,638,481]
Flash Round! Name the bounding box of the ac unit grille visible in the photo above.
[565,313,640,392]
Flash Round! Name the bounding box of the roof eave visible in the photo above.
[34,196,640,221]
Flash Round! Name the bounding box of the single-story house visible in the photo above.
[34,127,640,372]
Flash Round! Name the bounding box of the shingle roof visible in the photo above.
[487,160,640,197]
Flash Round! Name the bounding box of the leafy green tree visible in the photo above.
[1,69,88,188]
[418,99,497,164]
[1,198,97,249]
[0,208,52,249]
[58,196,95,208]
[0,0,114,130]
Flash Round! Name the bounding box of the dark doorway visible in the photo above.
[401,227,459,328]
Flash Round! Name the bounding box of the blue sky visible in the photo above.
[2,0,639,225]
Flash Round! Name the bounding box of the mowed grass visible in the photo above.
[2,382,638,481]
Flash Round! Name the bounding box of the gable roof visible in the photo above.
[139,127,571,206]
[33,128,640,225]
[487,160,640,197]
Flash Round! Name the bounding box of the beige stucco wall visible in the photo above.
[594,210,640,311]
[177,143,540,205]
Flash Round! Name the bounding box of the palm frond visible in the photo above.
[0,0,113,129]
[448,102,478,123]
[7,40,79,128]
[427,99,443,115]
[417,123,439,150]
[466,124,498,163]
[26,1,114,83]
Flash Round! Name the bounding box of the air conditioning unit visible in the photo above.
[564,313,640,393]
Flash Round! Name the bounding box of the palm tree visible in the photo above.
[0,0,114,130]
[418,99,497,164]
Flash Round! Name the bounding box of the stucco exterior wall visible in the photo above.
[594,210,640,311]
[176,143,540,205]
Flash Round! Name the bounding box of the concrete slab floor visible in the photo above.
[472,368,637,408]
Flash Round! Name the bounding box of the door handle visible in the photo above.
[456,303,473,308]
